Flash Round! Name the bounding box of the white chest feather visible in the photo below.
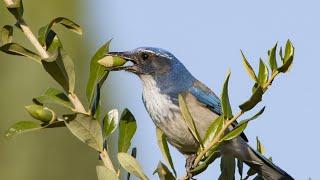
[140,75,179,124]
[140,76,199,153]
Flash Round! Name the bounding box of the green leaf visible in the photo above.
[241,50,257,82]
[86,40,111,104]
[279,47,284,61]
[153,162,175,180]
[42,48,75,93]
[65,114,103,151]
[98,56,126,68]
[284,40,294,62]
[278,40,294,73]
[38,17,82,46]
[237,159,243,179]
[222,121,249,141]
[219,156,235,180]
[6,0,24,20]
[178,93,204,148]
[221,71,233,119]
[256,137,266,154]
[0,25,13,45]
[222,107,265,141]
[127,147,137,180]
[156,128,176,177]
[103,109,119,138]
[190,145,220,175]
[5,121,41,138]
[25,104,54,123]
[246,167,257,178]
[33,88,73,109]
[118,109,137,153]
[203,116,223,147]
[96,166,118,180]
[0,43,41,62]
[239,85,263,112]
[268,43,278,72]
[257,59,269,86]
[38,28,63,54]
[118,152,149,180]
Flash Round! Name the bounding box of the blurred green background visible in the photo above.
[0,1,104,179]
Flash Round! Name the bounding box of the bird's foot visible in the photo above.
[185,154,197,179]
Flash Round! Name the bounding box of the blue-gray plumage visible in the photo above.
[107,47,293,180]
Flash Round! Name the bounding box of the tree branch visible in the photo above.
[3,0,87,115]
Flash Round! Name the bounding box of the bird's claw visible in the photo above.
[185,154,197,179]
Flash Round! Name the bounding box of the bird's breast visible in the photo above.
[140,75,198,153]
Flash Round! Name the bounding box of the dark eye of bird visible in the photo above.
[141,53,149,60]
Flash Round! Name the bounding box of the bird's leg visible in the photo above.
[185,154,197,179]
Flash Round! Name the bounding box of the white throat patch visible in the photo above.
[140,75,179,124]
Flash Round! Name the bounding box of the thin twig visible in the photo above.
[19,20,49,58]
[3,0,87,114]
[99,149,117,174]
[193,111,243,167]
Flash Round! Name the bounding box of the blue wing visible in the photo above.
[189,84,222,116]
[189,80,248,142]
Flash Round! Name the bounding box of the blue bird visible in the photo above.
[107,47,293,180]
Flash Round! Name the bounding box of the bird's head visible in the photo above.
[107,47,179,76]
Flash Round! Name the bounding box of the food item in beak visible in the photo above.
[98,56,126,68]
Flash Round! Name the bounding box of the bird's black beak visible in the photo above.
[105,51,140,73]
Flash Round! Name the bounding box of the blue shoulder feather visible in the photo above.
[189,84,222,115]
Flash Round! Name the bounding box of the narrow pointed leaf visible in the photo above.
[0,25,13,45]
[156,128,176,176]
[203,116,223,147]
[42,48,75,93]
[86,40,111,103]
[25,104,54,122]
[219,156,235,180]
[103,109,119,138]
[6,0,24,20]
[284,40,294,62]
[178,93,203,147]
[38,17,82,46]
[221,71,233,119]
[0,43,41,62]
[237,159,244,179]
[190,145,220,175]
[118,152,149,180]
[65,114,103,151]
[118,109,137,152]
[222,107,265,141]
[268,43,278,72]
[33,88,73,109]
[222,120,249,141]
[279,47,284,61]
[38,28,63,54]
[239,86,263,112]
[153,162,175,180]
[258,59,269,86]
[278,40,294,73]
[96,166,118,180]
[241,50,257,82]
[5,121,41,138]
[127,147,137,180]
[256,137,266,154]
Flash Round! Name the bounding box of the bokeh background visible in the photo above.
[1,0,319,179]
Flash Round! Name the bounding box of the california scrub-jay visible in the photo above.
[107,47,293,180]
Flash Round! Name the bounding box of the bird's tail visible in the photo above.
[243,146,294,180]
